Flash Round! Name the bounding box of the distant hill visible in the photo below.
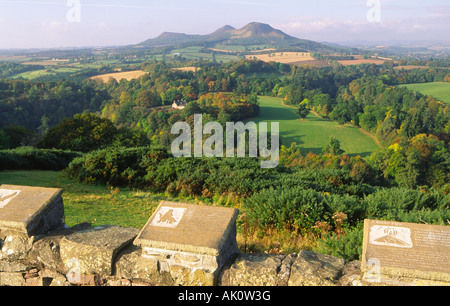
[138,22,335,51]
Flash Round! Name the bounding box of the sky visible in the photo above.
[0,0,449,49]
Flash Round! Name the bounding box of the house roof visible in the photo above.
[173,100,188,106]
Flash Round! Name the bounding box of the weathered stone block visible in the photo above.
[39,268,70,286]
[59,225,139,277]
[0,259,31,272]
[288,250,345,286]
[219,253,285,286]
[0,271,26,286]
[115,246,168,285]
[0,229,34,261]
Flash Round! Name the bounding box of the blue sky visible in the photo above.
[0,0,449,48]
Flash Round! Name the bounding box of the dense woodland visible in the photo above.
[1,57,449,259]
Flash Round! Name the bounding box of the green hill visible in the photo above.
[138,22,336,51]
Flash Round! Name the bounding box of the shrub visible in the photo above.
[243,187,332,234]
[313,225,364,262]
[0,147,82,171]
[363,187,450,222]
[67,146,158,186]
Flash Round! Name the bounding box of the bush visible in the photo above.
[0,147,82,171]
[363,187,450,223]
[143,157,287,197]
[314,225,364,262]
[244,187,333,234]
[67,146,159,187]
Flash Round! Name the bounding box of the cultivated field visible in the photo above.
[400,82,450,104]
[338,55,390,66]
[394,65,429,70]
[248,96,380,156]
[245,52,315,64]
[171,67,200,73]
[90,70,147,83]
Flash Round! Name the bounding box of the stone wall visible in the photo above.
[0,221,371,286]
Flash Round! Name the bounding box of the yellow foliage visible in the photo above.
[388,143,401,152]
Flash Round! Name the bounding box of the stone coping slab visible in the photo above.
[134,201,239,257]
[0,185,64,235]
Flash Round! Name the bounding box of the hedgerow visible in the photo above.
[0,147,82,171]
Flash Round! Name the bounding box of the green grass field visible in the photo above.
[12,67,83,80]
[400,82,450,104]
[170,46,241,63]
[250,96,380,156]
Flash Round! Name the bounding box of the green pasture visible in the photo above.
[400,82,450,104]
[170,46,241,63]
[250,96,380,156]
[12,67,83,79]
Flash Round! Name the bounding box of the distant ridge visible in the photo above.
[138,22,333,51]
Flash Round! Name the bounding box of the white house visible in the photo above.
[172,100,188,110]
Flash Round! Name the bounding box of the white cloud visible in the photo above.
[277,10,448,42]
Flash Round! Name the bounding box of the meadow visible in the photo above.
[250,96,380,156]
[12,67,82,79]
[400,82,450,104]
[170,46,241,63]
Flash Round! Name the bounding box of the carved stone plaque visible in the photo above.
[135,201,239,256]
[134,201,240,285]
[362,219,450,284]
[0,184,65,236]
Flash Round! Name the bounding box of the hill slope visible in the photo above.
[138,22,334,51]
